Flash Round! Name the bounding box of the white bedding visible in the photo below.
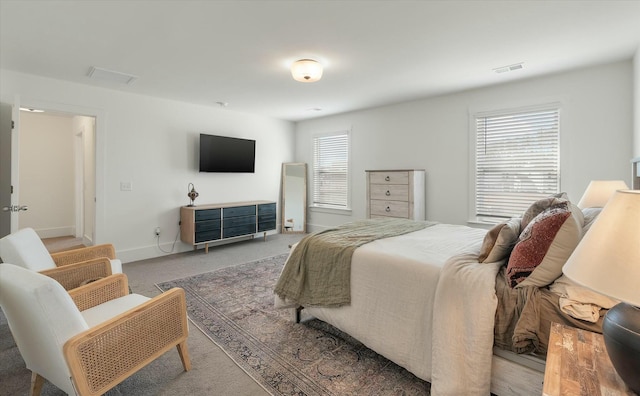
[276,223,501,395]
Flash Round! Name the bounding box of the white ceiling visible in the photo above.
[1,0,640,122]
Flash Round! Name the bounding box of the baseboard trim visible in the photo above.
[35,226,76,239]
[117,230,279,264]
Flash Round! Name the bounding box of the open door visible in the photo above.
[0,103,13,238]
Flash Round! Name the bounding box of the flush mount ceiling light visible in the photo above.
[19,107,44,113]
[291,59,323,83]
[88,66,138,85]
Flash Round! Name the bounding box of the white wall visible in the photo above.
[296,60,634,231]
[72,115,96,244]
[1,70,295,262]
[19,112,76,237]
[634,46,640,157]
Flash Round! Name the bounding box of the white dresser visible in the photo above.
[366,169,425,220]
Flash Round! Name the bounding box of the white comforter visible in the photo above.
[276,223,503,395]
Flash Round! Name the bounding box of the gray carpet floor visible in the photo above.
[1,233,305,396]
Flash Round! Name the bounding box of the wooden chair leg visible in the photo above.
[30,372,45,396]
[177,341,192,371]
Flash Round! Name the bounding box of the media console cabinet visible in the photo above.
[180,200,277,253]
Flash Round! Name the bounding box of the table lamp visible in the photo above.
[563,189,640,393]
[577,180,629,208]
[187,183,199,207]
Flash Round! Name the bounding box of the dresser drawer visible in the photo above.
[195,229,221,243]
[224,224,257,238]
[223,205,256,218]
[195,220,221,233]
[370,200,409,218]
[258,212,275,223]
[195,208,221,221]
[258,220,276,232]
[258,202,276,215]
[370,184,409,201]
[369,171,409,185]
[223,215,256,228]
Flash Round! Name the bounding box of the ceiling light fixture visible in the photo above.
[19,108,44,113]
[291,59,323,83]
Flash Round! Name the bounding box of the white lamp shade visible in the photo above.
[577,180,629,209]
[563,189,640,306]
[291,59,323,82]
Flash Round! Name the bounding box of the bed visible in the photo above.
[274,199,614,396]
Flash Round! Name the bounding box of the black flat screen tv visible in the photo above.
[199,134,256,173]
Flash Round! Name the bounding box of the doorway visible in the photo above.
[0,105,96,243]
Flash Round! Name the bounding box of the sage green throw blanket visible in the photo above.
[274,218,431,307]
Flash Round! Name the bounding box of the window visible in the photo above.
[473,105,560,221]
[312,131,350,210]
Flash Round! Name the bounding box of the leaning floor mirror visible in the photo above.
[281,163,307,233]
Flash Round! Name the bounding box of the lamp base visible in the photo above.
[602,302,640,394]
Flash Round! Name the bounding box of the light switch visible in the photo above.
[120,181,132,191]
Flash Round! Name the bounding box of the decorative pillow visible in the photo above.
[478,218,521,263]
[521,195,568,231]
[506,202,583,288]
[581,207,602,235]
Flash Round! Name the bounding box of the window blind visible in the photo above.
[312,132,349,209]
[475,107,560,220]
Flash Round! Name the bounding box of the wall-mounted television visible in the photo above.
[199,134,256,173]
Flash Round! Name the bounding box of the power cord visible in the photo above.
[156,228,180,254]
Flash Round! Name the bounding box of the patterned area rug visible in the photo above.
[157,253,430,396]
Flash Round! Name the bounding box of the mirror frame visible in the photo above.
[281,162,307,234]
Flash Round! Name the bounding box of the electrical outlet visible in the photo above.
[155,227,161,236]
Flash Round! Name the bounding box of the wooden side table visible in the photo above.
[543,322,636,395]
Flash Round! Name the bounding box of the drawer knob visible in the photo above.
[385,176,390,181]
[386,206,391,212]
[386,190,391,196]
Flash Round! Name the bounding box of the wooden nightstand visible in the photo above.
[543,322,636,395]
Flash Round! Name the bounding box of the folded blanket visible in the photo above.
[549,275,618,322]
[274,218,433,306]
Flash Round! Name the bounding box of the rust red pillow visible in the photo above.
[506,202,583,288]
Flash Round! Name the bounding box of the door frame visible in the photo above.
[10,95,106,244]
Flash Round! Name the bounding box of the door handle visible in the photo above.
[1,205,28,212]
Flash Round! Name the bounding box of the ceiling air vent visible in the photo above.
[493,62,524,74]
[88,66,138,85]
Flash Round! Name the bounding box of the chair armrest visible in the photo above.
[39,258,112,291]
[68,273,129,311]
[63,288,189,396]
[51,244,116,266]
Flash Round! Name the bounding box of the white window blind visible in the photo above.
[475,106,560,220]
[312,132,349,209]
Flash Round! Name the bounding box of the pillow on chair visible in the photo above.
[0,227,123,275]
[0,228,57,271]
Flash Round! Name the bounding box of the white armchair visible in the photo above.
[0,263,191,396]
[0,227,122,290]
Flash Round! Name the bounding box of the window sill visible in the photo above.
[467,218,502,229]
[309,206,352,216]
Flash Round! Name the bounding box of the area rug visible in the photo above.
[156,253,431,396]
